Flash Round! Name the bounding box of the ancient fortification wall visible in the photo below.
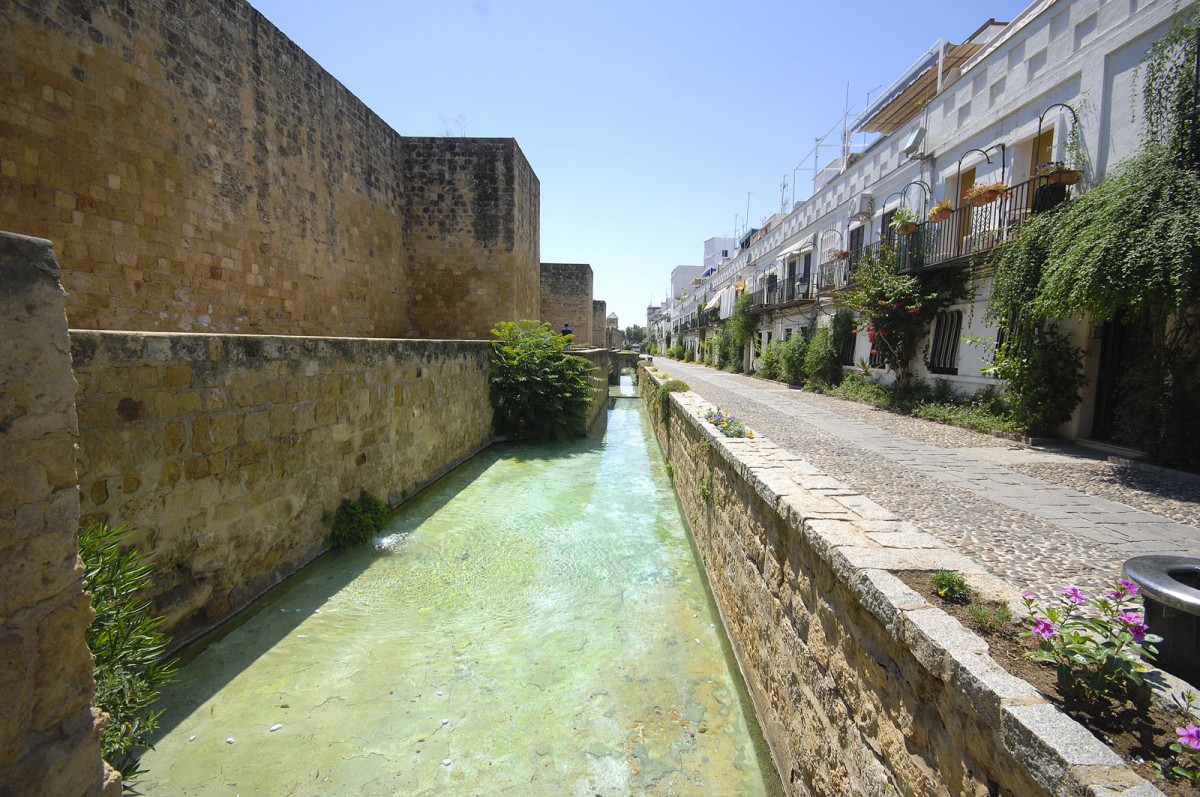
[539,263,593,345]
[641,367,1158,797]
[70,332,495,646]
[0,0,539,338]
[0,233,112,796]
[592,300,607,350]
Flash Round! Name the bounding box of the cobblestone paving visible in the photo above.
[656,361,1200,597]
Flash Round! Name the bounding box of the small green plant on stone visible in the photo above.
[966,602,1013,636]
[931,570,970,604]
[665,461,674,479]
[1162,691,1200,785]
[1021,580,1160,702]
[700,471,714,504]
[79,522,178,782]
[328,491,391,548]
[703,407,754,438]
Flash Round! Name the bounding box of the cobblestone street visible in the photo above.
[654,360,1200,597]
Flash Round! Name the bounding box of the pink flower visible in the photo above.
[1127,622,1148,643]
[1021,593,1038,601]
[1176,724,1200,751]
[1117,579,1139,596]
[1119,611,1143,626]
[1032,618,1058,640]
[1062,586,1085,605]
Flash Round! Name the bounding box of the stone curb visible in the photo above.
[641,369,1166,797]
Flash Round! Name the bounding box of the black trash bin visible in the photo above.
[1122,555,1200,687]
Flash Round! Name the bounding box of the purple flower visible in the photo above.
[1117,579,1139,597]
[1062,586,1085,605]
[1021,592,1038,601]
[1119,611,1143,626]
[1032,618,1058,640]
[1176,724,1200,751]
[1128,623,1148,643]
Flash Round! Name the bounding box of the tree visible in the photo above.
[624,324,647,345]
[489,321,595,440]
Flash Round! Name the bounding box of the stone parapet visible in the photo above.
[639,366,1162,797]
[70,332,495,647]
[0,231,112,795]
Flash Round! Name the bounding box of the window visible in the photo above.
[869,344,885,370]
[848,225,865,255]
[928,310,964,375]
[839,329,857,366]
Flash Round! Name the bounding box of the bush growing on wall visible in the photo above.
[489,320,594,441]
[79,522,178,782]
[328,491,391,548]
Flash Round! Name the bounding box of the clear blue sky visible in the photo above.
[251,0,1033,330]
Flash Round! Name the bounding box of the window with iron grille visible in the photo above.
[868,337,885,369]
[928,310,963,375]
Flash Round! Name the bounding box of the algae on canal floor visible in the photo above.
[138,395,781,795]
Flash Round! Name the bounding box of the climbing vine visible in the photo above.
[989,8,1200,462]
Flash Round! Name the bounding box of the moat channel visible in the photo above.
[138,376,782,795]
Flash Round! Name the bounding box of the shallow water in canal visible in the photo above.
[138,379,781,795]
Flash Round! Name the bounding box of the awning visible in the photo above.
[778,234,815,257]
[704,287,727,311]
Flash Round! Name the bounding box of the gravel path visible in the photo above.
[654,361,1200,597]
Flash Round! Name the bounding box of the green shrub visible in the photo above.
[931,570,970,605]
[915,402,1024,435]
[758,340,783,381]
[329,491,391,548]
[780,333,809,385]
[990,322,1086,435]
[79,522,178,782]
[683,347,695,362]
[804,327,842,388]
[489,320,595,440]
[828,371,890,407]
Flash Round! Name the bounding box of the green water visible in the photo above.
[137,384,781,795]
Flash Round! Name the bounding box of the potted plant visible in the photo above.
[928,199,953,223]
[830,248,850,262]
[963,181,1007,207]
[1035,161,1082,186]
[890,207,919,236]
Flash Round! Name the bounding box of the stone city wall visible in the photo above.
[640,367,1160,797]
[539,263,593,345]
[574,348,612,430]
[70,332,495,647]
[592,300,607,350]
[0,0,539,338]
[0,232,112,796]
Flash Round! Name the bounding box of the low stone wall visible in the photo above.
[0,233,112,795]
[71,333,495,647]
[640,367,1160,797]
[575,348,612,430]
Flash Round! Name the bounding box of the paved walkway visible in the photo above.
[656,361,1200,597]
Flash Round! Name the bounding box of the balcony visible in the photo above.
[746,279,816,314]
[896,174,1077,271]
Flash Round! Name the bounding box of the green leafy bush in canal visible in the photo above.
[489,320,594,440]
[79,521,178,782]
[329,491,391,548]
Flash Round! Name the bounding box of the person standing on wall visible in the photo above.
[560,322,573,338]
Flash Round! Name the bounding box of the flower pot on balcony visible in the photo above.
[1047,168,1082,186]
[930,208,952,223]
[969,190,1001,207]
[897,222,919,236]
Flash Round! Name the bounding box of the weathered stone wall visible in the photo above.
[0,232,112,796]
[640,367,1158,797]
[539,263,592,345]
[592,300,607,350]
[70,332,494,646]
[0,0,538,338]
[574,348,611,430]
[400,138,540,339]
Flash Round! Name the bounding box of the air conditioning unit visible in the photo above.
[901,126,927,158]
[849,193,874,221]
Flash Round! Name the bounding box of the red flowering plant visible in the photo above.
[836,245,967,385]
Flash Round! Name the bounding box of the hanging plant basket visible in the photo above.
[1047,168,1082,186]
[897,222,919,236]
[930,208,952,223]
[969,190,1001,207]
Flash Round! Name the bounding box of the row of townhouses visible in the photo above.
[648,0,1194,444]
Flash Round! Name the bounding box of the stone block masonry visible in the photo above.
[70,332,495,647]
[0,0,539,338]
[592,300,607,350]
[539,263,593,345]
[640,365,1162,797]
[0,232,113,796]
